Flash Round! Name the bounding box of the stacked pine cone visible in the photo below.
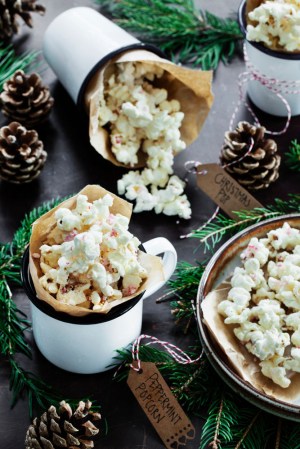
[25,400,102,449]
[220,121,281,190]
[0,0,45,40]
[0,121,46,183]
[0,70,54,126]
[0,69,54,183]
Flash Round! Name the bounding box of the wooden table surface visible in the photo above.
[0,1,299,448]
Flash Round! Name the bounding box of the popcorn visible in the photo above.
[39,194,147,310]
[260,357,290,389]
[98,61,191,219]
[241,237,269,266]
[246,0,300,52]
[237,326,290,360]
[218,222,300,387]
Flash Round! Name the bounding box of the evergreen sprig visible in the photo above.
[190,195,300,252]
[285,139,300,172]
[0,44,38,91]
[105,187,300,446]
[0,196,81,417]
[96,0,243,70]
[200,391,239,449]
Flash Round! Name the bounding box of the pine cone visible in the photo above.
[25,400,102,449]
[0,70,54,126]
[220,121,281,190]
[0,0,45,40]
[0,121,46,183]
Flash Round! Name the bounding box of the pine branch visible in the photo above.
[0,44,38,91]
[278,420,300,449]
[0,195,81,416]
[225,410,273,449]
[285,139,300,172]
[275,418,282,449]
[200,390,239,449]
[96,0,243,70]
[190,195,300,252]
[113,343,212,412]
[0,196,69,284]
[0,280,31,358]
[161,261,205,332]
[9,358,63,415]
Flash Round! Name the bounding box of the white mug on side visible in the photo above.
[43,7,163,108]
[25,237,177,374]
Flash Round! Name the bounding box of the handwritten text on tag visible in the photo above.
[127,362,195,449]
[196,163,263,219]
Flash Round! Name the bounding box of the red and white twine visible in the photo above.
[181,43,300,238]
[129,334,203,372]
[230,43,300,135]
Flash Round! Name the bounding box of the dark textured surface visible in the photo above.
[0,1,299,448]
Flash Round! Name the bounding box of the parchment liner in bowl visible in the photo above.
[197,215,300,412]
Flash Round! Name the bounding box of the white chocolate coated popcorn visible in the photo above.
[260,357,290,388]
[98,61,191,219]
[247,0,300,52]
[218,222,300,387]
[39,194,147,309]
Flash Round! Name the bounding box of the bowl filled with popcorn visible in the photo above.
[22,185,177,374]
[238,0,300,116]
[197,214,300,420]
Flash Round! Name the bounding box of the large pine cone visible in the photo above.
[0,0,45,40]
[0,121,46,183]
[0,70,54,126]
[25,400,102,449]
[220,121,281,190]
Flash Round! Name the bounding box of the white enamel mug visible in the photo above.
[22,238,177,374]
[238,0,300,117]
[43,7,164,108]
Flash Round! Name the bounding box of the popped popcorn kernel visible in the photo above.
[98,61,191,219]
[247,0,300,52]
[39,194,147,310]
[218,222,300,387]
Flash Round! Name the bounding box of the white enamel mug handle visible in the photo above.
[141,237,177,300]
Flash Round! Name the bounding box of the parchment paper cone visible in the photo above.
[85,49,214,168]
[202,283,300,405]
[29,185,164,317]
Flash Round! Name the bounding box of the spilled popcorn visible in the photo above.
[247,0,300,52]
[98,61,191,219]
[38,194,147,310]
[218,222,300,388]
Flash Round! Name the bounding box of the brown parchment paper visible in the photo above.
[29,185,164,316]
[85,49,214,168]
[201,282,300,404]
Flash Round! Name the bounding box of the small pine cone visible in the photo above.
[0,0,45,40]
[0,70,54,126]
[0,121,46,183]
[220,121,281,190]
[25,400,102,449]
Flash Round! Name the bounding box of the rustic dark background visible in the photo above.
[0,1,299,448]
